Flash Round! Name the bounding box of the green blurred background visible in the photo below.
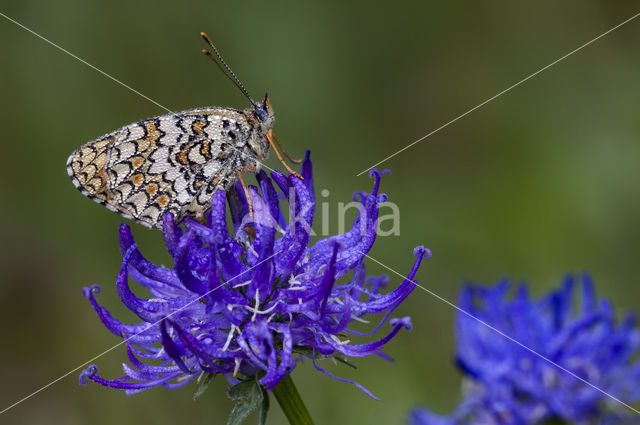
[1,1,640,424]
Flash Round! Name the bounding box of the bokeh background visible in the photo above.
[1,1,640,424]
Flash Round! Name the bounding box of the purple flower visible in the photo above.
[80,151,429,399]
[409,275,640,425]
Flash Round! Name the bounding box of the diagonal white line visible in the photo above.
[361,251,640,416]
[355,10,640,176]
[0,11,173,114]
[0,10,275,173]
[0,250,281,416]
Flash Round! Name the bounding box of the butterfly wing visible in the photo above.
[67,107,254,228]
[66,133,124,214]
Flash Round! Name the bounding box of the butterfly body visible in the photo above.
[67,95,274,228]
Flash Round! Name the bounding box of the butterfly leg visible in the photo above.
[266,130,304,179]
[268,130,303,164]
[237,166,256,222]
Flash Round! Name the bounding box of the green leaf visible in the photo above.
[227,380,270,425]
[228,381,256,401]
[333,354,358,369]
[257,384,269,425]
[193,373,215,400]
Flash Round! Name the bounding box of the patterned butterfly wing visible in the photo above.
[67,107,257,228]
[66,133,122,215]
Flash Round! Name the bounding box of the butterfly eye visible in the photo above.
[254,106,269,122]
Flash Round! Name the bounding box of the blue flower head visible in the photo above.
[410,276,640,425]
[80,152,429,399]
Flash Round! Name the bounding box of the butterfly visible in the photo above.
[67,32,300,229]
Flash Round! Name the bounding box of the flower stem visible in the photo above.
[272,375,315,425]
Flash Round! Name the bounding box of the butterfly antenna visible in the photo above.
[200,32,255,106]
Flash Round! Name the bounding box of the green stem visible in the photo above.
[272,375,315,425]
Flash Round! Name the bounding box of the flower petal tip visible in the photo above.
[368,168,391,180]
[390,316,413,331]
[118,222,130,233]
[82,285,101,299]
[162,211,175,225]
[413,246,431,259]
[79,365,98,386]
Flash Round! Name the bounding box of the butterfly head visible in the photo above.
[252,93,275,129]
